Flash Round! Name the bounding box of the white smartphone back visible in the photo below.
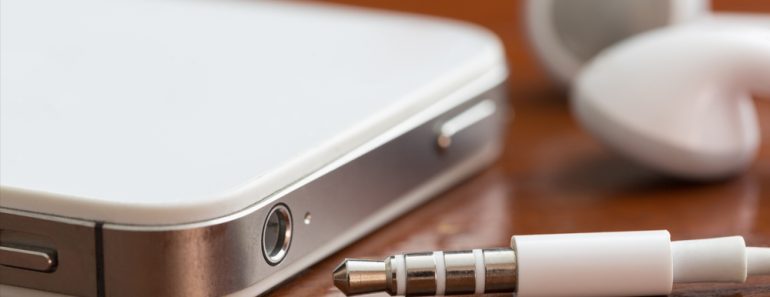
[1,0,505,225]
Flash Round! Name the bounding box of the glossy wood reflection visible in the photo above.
[270,1,770,296]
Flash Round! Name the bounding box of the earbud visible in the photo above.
[526,0,770,179]
[525,0,770,86]
[525,0,709,85]
[572,24,770,179]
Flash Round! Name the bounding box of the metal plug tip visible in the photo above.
[332,258,388,296]
[333,260,352,294]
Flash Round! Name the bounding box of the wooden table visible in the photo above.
[270,1,770,296]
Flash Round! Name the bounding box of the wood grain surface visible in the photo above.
[268,1,770,296]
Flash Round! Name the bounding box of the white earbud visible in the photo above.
[525,0,709,85]
[526,0,770,179]
[525,0,770,86]
[573,24,770,179]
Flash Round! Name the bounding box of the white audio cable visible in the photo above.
[332,230,770,296]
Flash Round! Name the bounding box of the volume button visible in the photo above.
[436,100,497,150]
[0,244,57,272]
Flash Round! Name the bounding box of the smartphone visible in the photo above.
[0,0,508,296]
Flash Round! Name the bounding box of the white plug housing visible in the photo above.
[511,231,765,297]
[672,236,747,283]
[512,230,673,297]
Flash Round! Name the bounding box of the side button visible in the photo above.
[0,244,57,272]
[437,99,497,150]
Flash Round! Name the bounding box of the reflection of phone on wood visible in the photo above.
[0,0,508,296]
